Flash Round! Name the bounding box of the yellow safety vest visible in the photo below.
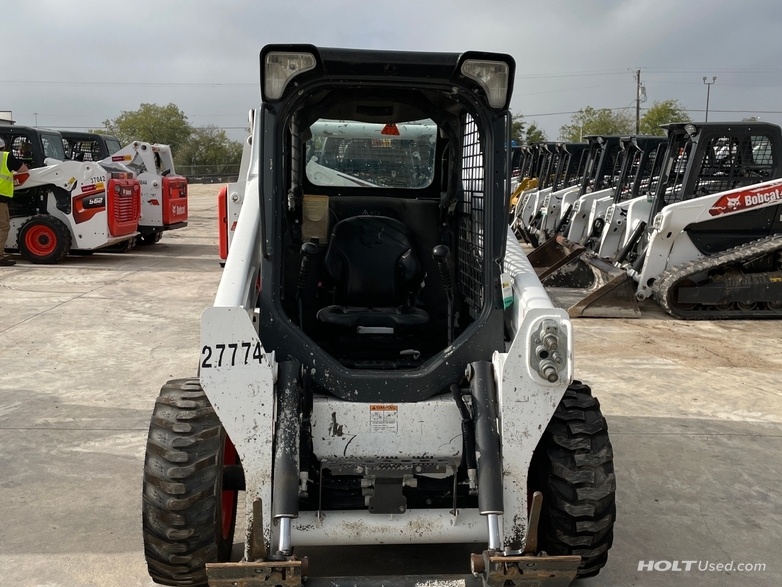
[0,152,14,198]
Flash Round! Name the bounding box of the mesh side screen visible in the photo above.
[661,141,692,206]
[566,150,589,187]
[458,114,485,320]
[601,144,623,189]
[693,134,775,196]
[617,151,643,203]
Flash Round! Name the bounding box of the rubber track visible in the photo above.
[653,234,782,319]
[142,378,231,587]
[534,381,616,577]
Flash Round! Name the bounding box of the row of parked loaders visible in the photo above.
[1,124,188,263]
[512,122,782,319]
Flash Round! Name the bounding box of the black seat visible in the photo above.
[316,216,429,330]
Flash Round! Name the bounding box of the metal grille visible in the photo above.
[693,134,775,196]
[601,144,624,189]
[457,114,485,320]
[113,190,140,223]
[656,142,692,206]
[565,149,589,187]
[615,150,643,203]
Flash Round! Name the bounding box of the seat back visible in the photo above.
[323,215,421,308]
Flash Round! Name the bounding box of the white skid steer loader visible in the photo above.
[1,124,141,263]
[104,141,188,245]
[142,45,616,587]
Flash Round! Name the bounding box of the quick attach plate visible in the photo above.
[474,552,581,587]
[206,559,306,587]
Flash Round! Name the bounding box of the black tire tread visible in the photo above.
[142,378,234,587]
[531,380,616,578]
[18,214,72,264]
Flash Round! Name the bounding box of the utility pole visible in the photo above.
[633,70,646,134]
[34,112,38,126]
[703,76,717,122]
[635,69,641,134]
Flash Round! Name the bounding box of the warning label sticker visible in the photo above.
[369,404,398,433]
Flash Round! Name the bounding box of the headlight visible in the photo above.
[461,59,509,108]
[264,52,316,100]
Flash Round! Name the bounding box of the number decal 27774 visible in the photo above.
[201,342,263,368]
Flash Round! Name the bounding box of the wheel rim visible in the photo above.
[24,225,57,257]
[221,435,239,541]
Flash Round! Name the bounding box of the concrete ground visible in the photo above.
[0,184,780,586]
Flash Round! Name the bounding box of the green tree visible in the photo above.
[525,122,547,144]
[559,107,634,142]
[100,103,192,153]
[639,100,691,135]
[174,125,243,174]
[511,113,526,144]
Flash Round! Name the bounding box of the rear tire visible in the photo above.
[139,230,163,246]
[142,378,239,587]
[529,380,616,577]
[18,215,72,264]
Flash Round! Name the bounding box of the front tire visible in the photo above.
[18,215,72,264]
[529,380,616,577]
[142,378,239,587]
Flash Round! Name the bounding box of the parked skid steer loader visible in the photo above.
[1,124,141,263]
[142,45,616,587]
[541,121,782,319]
[527,135,666,277]
[105,141,188,244]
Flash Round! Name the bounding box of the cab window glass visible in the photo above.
[306,119,437,189]
[40,133,66,160]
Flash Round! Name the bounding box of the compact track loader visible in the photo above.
[527,136,666,277]
[540,121,782,318]
[142,45,616,587]
[513,136,621,249]
[1,124,141,263]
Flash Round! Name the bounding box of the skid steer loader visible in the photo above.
[60,130,122,162]
[1,124,141,263]
[105,141,188,244]
[527,136,666,277]
[142,45,616,587]
[541,121,782,318]
[513,136,621,249]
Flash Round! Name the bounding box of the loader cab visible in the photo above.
[613,136,667,204]
[0,125,66,168]
[579,135,623,194]
[556,142,589,190]
[256,45,515,402]
[646,121,782,254]
[648,122,782,219]
[60,131,122,162]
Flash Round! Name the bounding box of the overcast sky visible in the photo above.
[6,0,782,143]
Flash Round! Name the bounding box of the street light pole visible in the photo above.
[702,76,717,122]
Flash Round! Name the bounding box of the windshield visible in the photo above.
[40,132,67,160]
[306,119,437,189]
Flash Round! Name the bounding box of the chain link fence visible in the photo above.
[177,164,241,184]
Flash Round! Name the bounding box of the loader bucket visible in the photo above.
[540,247,641,318]
[526,235,587,276]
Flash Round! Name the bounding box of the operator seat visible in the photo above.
[316,215,429,330]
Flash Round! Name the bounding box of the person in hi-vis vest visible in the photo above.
[0,137,29,266]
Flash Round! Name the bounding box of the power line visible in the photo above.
[2,80,254,87]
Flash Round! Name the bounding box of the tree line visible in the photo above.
[513,99,691,145]
[95,103,244,173]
